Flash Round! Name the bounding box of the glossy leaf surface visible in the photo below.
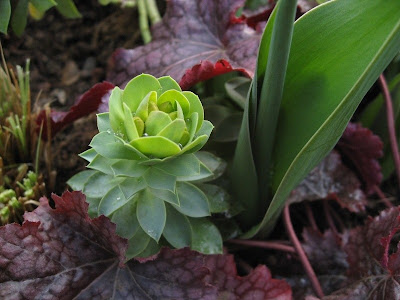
[250,0,400,237]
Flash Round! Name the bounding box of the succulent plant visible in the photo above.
[68,74,228,259]
[108,74,211,159]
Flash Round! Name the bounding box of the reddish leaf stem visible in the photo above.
[284,204,324,298]
[305,202,320,233]
[228,239,296,253]
[323,200,339,236]
[379,74,400,189]
[373,185,393,208]
[328,203,346,232]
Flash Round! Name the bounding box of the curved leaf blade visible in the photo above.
[250,0,400,237]
[137,189,166,242]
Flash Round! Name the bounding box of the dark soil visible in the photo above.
[1,1,146,193]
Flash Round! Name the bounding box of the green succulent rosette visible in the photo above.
[68,74,229,259]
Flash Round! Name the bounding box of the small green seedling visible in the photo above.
[69,74,224,260]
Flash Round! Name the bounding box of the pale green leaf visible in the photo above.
[98,184,128,216]
[85,197,102,218]
[90,132,144,160]
[142,167,176,192]
[145,110,172,135]
[82,172,123,199]
[163,204,192,248]
[158,90,190,116]
[187,112,198,143]
[123,103,139,141]
[108,87,126,137]
[180,135,209,155]
[189,218,222,254]
[79,148,97,163]
[183,91,204,131]
[67,170,96,191]
[123,74,161,112]
[148,187,179,206]
[125,227,151,261]
[131,136,181,158]
[155,153,201,177]
[174,182,210,217]
[137,189,166,241]
[198,184,231,214]
[158,76,181,94]
[176,163,213,182]
[118,177,147,199]
[111,159,148,177]
[135,91,157,122]
[195,151,226,180]
[111,198,140,239]
[87,154,117,175]
[157,118,185,143]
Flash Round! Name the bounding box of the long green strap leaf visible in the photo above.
[231,84,259,228]
[243,0,400,238]
[232,1,291,228]
[254,0,297,211]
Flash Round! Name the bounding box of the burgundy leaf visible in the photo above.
[337,122,384,195]
[203,252,292,299]
[297,0,319,13]
[36,82,114,139]
[288,151,367,213]
[323,207,400,299]
[240,3,275,30]
[107,0,262,89]
[0,191,127,299]
[0,191,291,299]
[242,1,316,30]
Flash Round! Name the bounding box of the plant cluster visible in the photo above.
[0,53,47,225]
[0,166,44,225]
[68,74,233,259]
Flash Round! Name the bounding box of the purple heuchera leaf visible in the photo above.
[322,207,400,299]
[0,191,291,299]
[107,0,262,89]
[0,191,127,299]
[203,252,292,299]
[288,151,367,213]
[337,122,384,195]
[36,82,115,139]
